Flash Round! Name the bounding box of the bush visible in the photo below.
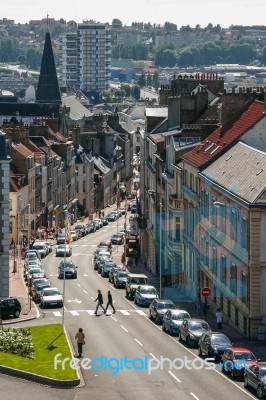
[0,327,35,359]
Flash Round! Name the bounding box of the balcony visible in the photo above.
[168,195,183,210]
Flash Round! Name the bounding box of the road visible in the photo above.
[3,216,258,400]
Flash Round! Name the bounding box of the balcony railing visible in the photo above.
[169,195,183,210]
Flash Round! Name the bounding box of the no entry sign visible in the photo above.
[201,287,211,297]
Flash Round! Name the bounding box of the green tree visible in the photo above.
[177,46,200,68]
[0,36,20,62]
[164,22,177,32]
[155,48,176,67]
[112,19,123,28]
[146,72,152,87]
[138,72,146,87]
[26,47,43,69]
[131,84,140,99]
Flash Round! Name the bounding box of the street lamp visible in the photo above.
[27,204,32,312]
[159,202,162,299]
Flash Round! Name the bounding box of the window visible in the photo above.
[76,181,79,193]
[230,263,237,295]
[240,217,247,249]
[190,173,194,190]
[220,255,227,285]
[83,180,85,193]
[83,165,86,174]
[220,205,226,234]
[175,217,181,241]
[205,239,209,267]
[212,247,217,275]
[241,271,247,303]
[230,209,238,241]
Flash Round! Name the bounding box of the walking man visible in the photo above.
[105,290,116,314]
[216,308,223,330]
[75,327,85,358]
[94,289,106,316]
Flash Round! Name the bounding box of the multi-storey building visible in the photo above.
[59,22,111,92]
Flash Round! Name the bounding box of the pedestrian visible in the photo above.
[98,209,101,218]
[216,308,223,330]
[75,328,85,358]
[94,289,106,316]
[105,290,116,314]
[102,210,105,218]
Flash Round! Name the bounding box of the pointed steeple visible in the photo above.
[36,32,61,104]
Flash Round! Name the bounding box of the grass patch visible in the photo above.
[0,324,78,380]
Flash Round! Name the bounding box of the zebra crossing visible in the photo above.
[50,309,147,317]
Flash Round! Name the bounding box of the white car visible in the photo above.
[40,287,63,308]
[71,230,78,241]
[32,242,49,258]
[134,285,158,306]
[56,244,72,257]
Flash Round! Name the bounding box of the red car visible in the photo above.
[221,347,258,379]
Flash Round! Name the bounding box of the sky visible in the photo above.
[2,0,266,28]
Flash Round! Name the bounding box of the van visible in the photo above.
[125,273,148,299]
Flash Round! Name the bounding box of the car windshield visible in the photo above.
[118,273,128,278]
[131,278,146,284]
[157,302,174,309]
[189,322,210,331]
[36,284,50,291]
[172,312,190,320]
[29,268,42,273]
[211,336,231,345]
[44,289,60,296]
[234,352,256,361]
[140,287,157,294]
[33,245,44,250]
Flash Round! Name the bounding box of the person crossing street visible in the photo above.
[105,290,116,314]
[94,289,106,316]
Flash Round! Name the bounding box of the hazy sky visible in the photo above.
[2,0,266,28]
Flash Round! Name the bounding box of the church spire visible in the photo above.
[36,31,61,104]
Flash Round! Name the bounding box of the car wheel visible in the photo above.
[134,298,137,305]
[179,332,183,342]
[257,386,264,399]
[162,324,166,332]
[14,309,20,318]
[149,311,152,320]
[155,315,160,324]
[244,376,248,388]
[169,327,173,335]
[126,291,129,298]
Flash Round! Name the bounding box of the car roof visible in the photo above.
[128,273,148,278]
[138,284,156,289]
[170,309,190,314]
[187,318,208,323]
[156,299,174,303]
[230,347,255,352]
[43,287,59,291]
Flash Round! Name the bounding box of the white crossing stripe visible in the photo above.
[135,310,146,316]
[119,310,130,315]
[70,311,80,316]
[86,310,95,315]
[53,311,62,317]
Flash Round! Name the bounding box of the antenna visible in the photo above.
[46,13,49,31]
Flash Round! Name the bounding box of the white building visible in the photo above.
[59,22,111,92]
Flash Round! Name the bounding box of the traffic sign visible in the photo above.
[201,287,211,297]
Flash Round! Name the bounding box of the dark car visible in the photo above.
[108,265,121,283]
[94,254,112,271]
[106,212,117,222]
[101,262,114,277]
[31,282,51,303]
[221,347,258,379]
[244,362,266,398]
[114,271,128,288]
[58,260,78,279]
[0,297,22,319]
[179,318,211,346]
[86,222,96,233]
[101,217,109,226]
[149,299,176,324]
[111,233,124,245]
[74,224,87,237]
[198,332,233,360]
[162,309,191,336]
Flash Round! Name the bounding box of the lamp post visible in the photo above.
[62,209,68,327]
[27,204,31,312]
[159,202,162,299]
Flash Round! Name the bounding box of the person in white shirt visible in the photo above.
[216,309,223,330]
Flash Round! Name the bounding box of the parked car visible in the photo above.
[244,362,266,399]
[221,347,258,379]
[198,332,233,360]
[56,244,72,257]
[108,265,121,283]
[71,230,78,241]
[125,273,148,299]
[101,217,109,226]
[114,271,128,288]
[25,250,41,260]
[58,260,78,279]
[30,277,50,295]
[26,267,46,284]
[101,262,114,277]
[32,242,49,258]
[179,318,211,346]
[113,208,122,217]
[40,287,63,308]
[134,285,158,306]
[44,241,52,253]
[111,234,124,245]
[86,222,96,233]
[0,297,22,318]
[94,254,112,271]
[24,252,41,265]
[149,299,176,324]
[162,309,191,335]
[131,205,137,214]
[24,258,42,272]
[74,224,87,237]
[106,212,117,222]
[31,281,51,303]
[119,207,126,215]
[98,240,112,250]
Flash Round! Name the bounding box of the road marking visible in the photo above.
[134,338,143,347]
[91,297,95,300]
[83,273,89,277]
[168,370,181,383]
[119,310,130,315]
[70,311,79,316]
[149,353,158,360]
[86,310,95,315]
[83,290,88,294]
[109,284,116,290]
[111,316,117,322]
[67,298,82,304]
[53,311,62,317]
[135,310,146,316]
[190,393,200,400]
[120,325,128,332]
[77,283,81,287]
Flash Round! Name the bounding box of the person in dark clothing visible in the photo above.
[75,328,85,358]
[105,290,116,314]
[94,289,106,315]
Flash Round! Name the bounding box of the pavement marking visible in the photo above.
[77,283,81,287]
[190,393,200,400]
[111,316,117,322]
[109,284,116,290]
[53,311,62,317]
[134,338,143,347]
[149,353,159,360]
[86,310,95,315]
[91,297,95,300]
[70,311,79,316]
[120,325,128,332]
[135,310,146,316]
[83,290,88,294]
[119,310,130,315]
[168,370,181,383]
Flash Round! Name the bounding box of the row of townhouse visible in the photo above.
[140,74,266,339]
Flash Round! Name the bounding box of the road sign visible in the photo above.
[201,287,211,297]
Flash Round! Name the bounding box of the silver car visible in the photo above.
[162,309,191,335]
[134,285,158,306]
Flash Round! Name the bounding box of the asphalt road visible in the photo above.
[2,217,259,400]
